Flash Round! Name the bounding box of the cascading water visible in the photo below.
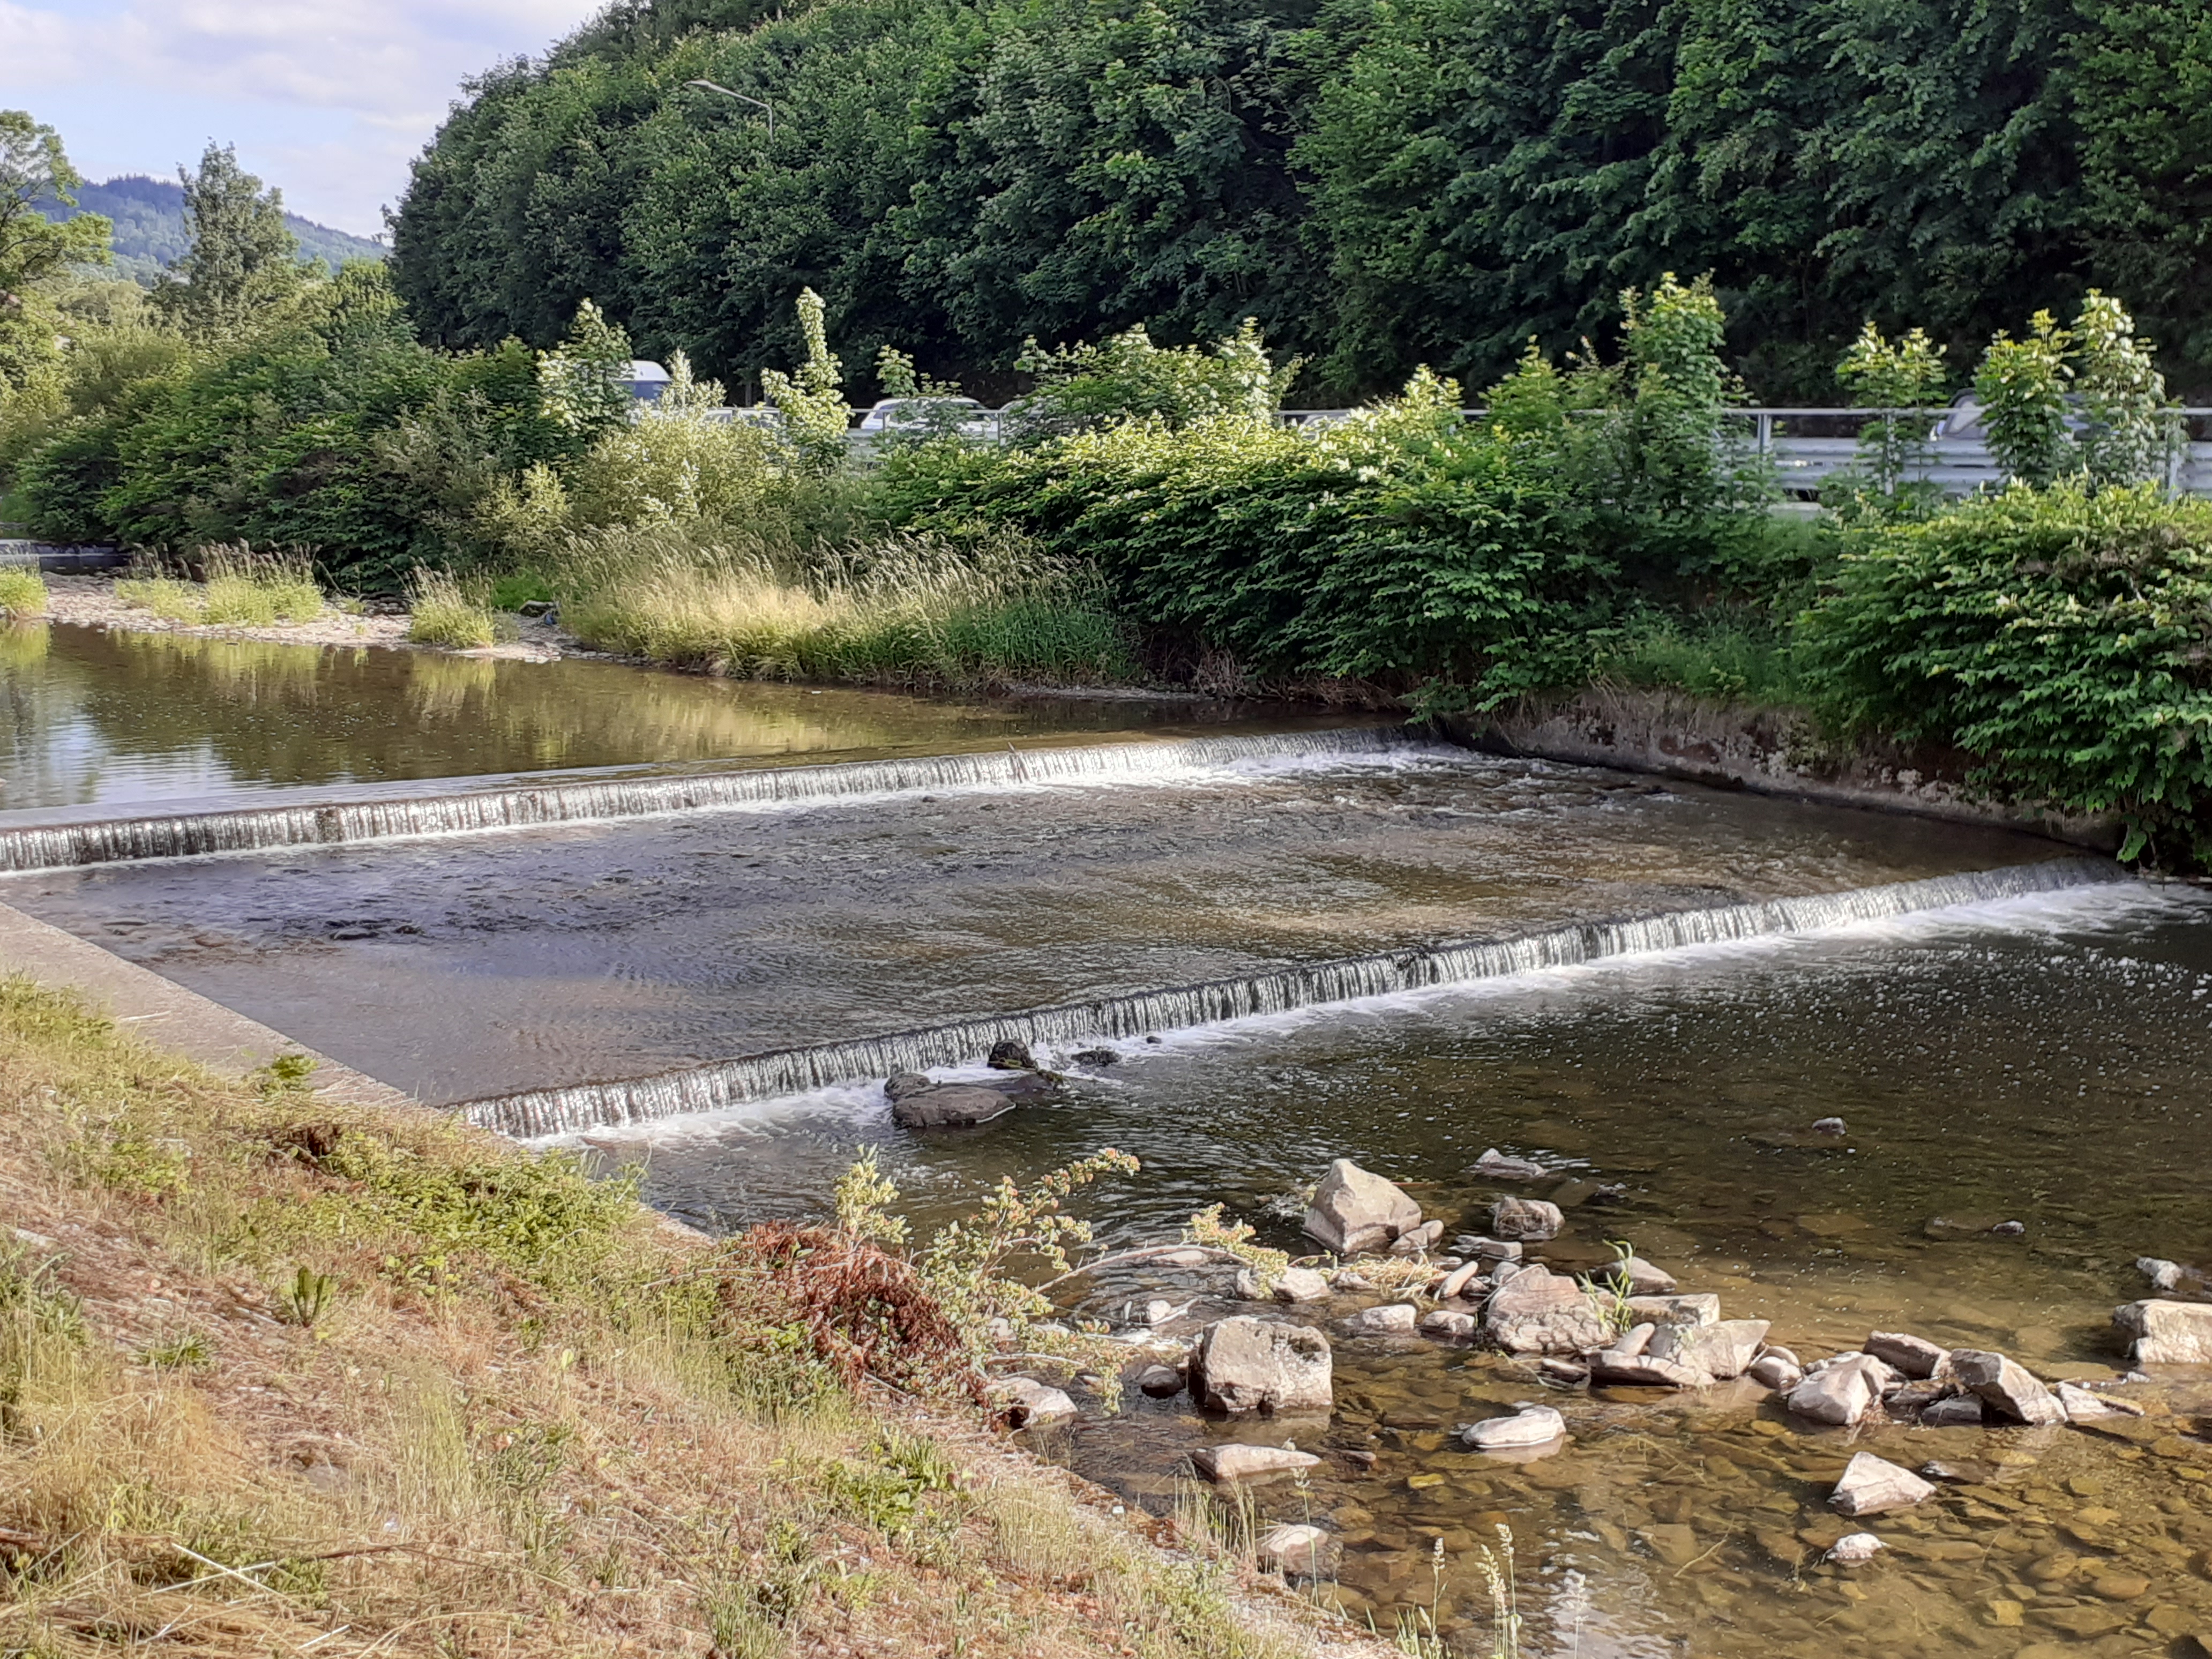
[467,857,2124,1137]
[0,724,1414,875]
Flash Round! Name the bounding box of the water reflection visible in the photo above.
[0,621,1311,813]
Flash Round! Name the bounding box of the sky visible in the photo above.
[0,0,606,238]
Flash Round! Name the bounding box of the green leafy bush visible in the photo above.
[1004,320,1301,445]
[1798,483,2212,864]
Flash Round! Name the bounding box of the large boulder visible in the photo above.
[2114,1299,2212,1365]
[1302,1159,1421,1254]
[1187,1317,1334,1414]
[1484,1267,1610,1355]
[890,1084,1021,1129]
[1949,1350,2065,1425]
[1830,1452,1934,1516]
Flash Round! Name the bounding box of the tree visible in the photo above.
[152,143,304,337]
[0,111,109,297]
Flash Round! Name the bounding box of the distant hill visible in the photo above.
[39,175,386,285]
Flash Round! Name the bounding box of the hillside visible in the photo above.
[41,174,386,285]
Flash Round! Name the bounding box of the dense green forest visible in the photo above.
[388,0,2212,402]
[38,175,385,286]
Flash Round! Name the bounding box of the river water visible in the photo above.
[6,624,2210,1655]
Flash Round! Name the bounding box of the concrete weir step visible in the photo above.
[0,899,415,1110]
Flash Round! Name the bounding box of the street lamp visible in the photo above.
[686,79,775,140]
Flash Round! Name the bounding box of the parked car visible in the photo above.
[854,397,998,439]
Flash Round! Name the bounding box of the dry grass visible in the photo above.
[0,978,1372,1659]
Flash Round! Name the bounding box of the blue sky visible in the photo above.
[0,0,604,237]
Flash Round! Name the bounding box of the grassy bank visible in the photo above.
[0,978,1361,1659]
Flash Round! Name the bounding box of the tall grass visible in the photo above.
[557,524,1138,689]
[405,569,504,648]
[0,566,47,618]
[114,545,324,626]
[1593,609,1806,705]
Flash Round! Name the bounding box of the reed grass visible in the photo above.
[405,568,503,648]
[0,979,1348,1659]
[556,524,1138,689]
[0,566,47,617]
[113,546,325,627]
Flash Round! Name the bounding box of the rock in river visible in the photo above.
[1190,1444,1320,1482]
[1463,1403,1568,1452]
[1828,1533,1884,1564]
[1485,1268,1609,1355]
[1626,1294,1720,1327]
[1272,1266,1332,1303]
[990,1376,1077,1428]
[1831,1452,1935,1516]
[1785,1352,1896,1425]
[1949,1349,2065,1425]
[1136,1365,1185,1398]
[1302,1159,1421,1254]
[1473,1148,1550,1180]
[1256,1523,1338,1579]
[1490,1198,1565,1242]
[1187,1317,1334,1415]
[1865,1331,1946,1379]
[987,1038,1036,1070]
[1342,1303,1418,1336]
[2114,1299,2212,1365]
[890,1083,1022,1129]
[1651,1318,1769,1380]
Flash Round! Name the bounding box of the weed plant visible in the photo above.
[0,567,47,617]
[405,568,503,647]
[114,546,324,626]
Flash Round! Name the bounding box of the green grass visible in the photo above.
[1593,609,1806,705]
[406,570,505,648]
[0,567,48,618]
[113,548,325,627]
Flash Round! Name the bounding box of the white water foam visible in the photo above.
[0,725,1424,876]
[476,857,2129,1139]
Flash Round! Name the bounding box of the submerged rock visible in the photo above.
[1463,1403,1568,1452]
[1070,1047,1120,1067]
[991,1376,1077,1428]
[1949,1350,2064,1425]
[1828,1533,1885,1564]
[1302,1159,1422,1254]
[2114,1298,2212,1365]
[2057,1381,2144,1422]
[1187,1317,1334,1414]
[1490,1198,1565,1242]
[1830,1452,1934,1516]
[1190,1444,1320,1482]
[1811,1116,1848,1137]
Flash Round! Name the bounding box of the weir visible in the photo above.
[0,724,1414,876]
[466,856,2125,1138]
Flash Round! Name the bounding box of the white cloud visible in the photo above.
[0,0,605,234]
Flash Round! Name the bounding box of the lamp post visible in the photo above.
[685,79,775,140]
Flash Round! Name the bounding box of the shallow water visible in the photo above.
[0,621,1298,814]
[0,749,2058,1102]
[595,882,2212,1657]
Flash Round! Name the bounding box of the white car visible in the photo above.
[854,397,998,439]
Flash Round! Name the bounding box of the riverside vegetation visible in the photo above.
[3,115,2211,862]
[0,976,1378,1658]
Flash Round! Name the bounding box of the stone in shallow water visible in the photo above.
[990,1376,1076,1428]
[2114,1298,2212,1365]
[1653,1318,1769,1381]
[1490,1197,1564,1242]
[1920,1394,1987,1428]
[1303,1159,1421,1254]
[1473,1148,1549,1180]
[1342,1303,1418,1336]
[1463,1403,1568,1452]
[1387,1219,1445,1256]
[1417,1309,1477,1341]
[1187,1316,1333,1414]
[1828,1532,1884,1563]
[1951,1349,2065,1425]
[889,1082,1021,1128]
[1786,1353,1895,1425]
[2057,1380,2144,1422]
[1271,1266,1331,1303]
[1136,1365,1184,1398]
[1256,1522,1337,1578]
[1190,1444,1320,1481]
[1865,1331,1946,1379]
[1616,1256,1678,1294]
[1830,1452,1935,1516]
[1747,1354,1802,1390]
[1627,1294,1720,1327]
[1484,1268,1608,1355]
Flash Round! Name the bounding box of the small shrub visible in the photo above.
[278,1266,338,1328]
[406,569,501,647]
[139,1329,214,1370]
[0,567,47,617]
